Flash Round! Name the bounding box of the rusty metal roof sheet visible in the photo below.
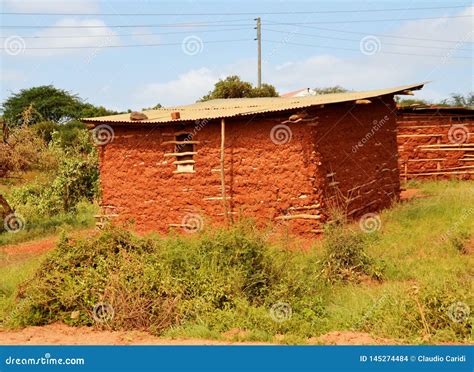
[82,82,426,125]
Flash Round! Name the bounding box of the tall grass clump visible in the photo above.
[319,225,384,283]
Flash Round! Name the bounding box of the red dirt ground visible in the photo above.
[1,229,94,258]
[400,188,426,201]
[0,324,393,345]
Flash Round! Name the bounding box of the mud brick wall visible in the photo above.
[97,97,400,235]
[397,108,474,180]
[313,95,400,220]
[98,112,320,235]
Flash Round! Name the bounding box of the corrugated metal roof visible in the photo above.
[83,82,426,125]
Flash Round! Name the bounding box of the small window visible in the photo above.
[174,133,195,173]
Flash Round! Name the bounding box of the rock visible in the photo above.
[130,112,148,121]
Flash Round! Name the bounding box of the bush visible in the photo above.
[9,128,98,216]
[9,224,327,336]
[0,126,56,177]
[319,226,384,283]
[401,283,472,341]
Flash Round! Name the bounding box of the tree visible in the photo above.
[80,103,118,118]
[1,85,118,128]
[441,93,474,107]
[313,86,349,94]
[1,86,83,127]
[395,98,429,107]
[200,76,279,101]
[142,103,163,110]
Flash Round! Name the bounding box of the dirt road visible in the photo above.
[0,324,395,345]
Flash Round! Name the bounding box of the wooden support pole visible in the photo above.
[220,118,229,224]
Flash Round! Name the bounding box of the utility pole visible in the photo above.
[255,17,262,88]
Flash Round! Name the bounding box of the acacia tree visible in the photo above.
[442,93,474,107]
[200,76,278,101]
[1,85,117,128]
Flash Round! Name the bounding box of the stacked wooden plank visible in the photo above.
[397,106,474,180]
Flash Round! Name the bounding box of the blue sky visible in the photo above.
[1,0,473,111]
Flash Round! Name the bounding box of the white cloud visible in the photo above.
[134,68,218,108]
[3,0,99,12]
[2,18,120,57]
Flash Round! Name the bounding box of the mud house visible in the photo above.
[397,105,474,180]
[83,83,425,235]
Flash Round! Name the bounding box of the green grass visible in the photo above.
[0,251,45,326]
[0,201,97,247]
[0,180,472,344]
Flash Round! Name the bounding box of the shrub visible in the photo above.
[9,224,327,336]
[401,283,472,341]
[319,226,384,283]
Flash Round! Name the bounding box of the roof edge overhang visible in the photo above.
[82,82,428,126]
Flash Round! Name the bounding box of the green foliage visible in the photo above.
[395,98,429,107]
[1,85,117,128]
[441,92,474,107]
[9,223,326,336]
[1,86,83,126]
[313,86,349,94]
[32,120,88,146]
[319,226,384,283]
[0,125,56,177]
[200,76,279,101]
[396,92,473,108]
[142,103,163,110]
[401,283,472,341]
[10,129,98,215]
[79,103,118,118]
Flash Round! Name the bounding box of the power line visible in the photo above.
[265,21,474,44]
[262,15,472,25]
[265,39,472,59]
[0,14,471,29]
[0,20,254,29]
[264,28,473,51]
[0,27,251,39]
[0,38,252,50]
[0,4,470,16]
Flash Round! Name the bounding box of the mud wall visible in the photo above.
[397,109,474,180]
[313,96,400,220]
[97,111,320,235]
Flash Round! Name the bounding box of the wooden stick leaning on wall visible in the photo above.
[220,118,229,225]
